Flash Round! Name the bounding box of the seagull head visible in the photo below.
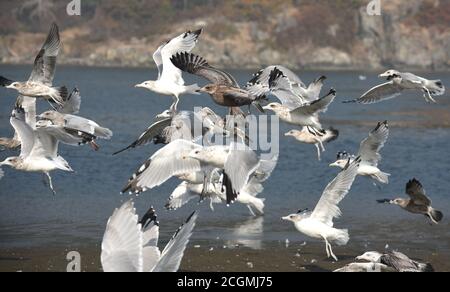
[38,110,62,121]
[135,81,155,90]
[356,252,382,263]
[198,85,216,94]
[156,110,173,119]
[329,159,348,169]
[379,70,400,79]
[262,103,283,113]
[285,130,301,138]
[0,157,20,168]
[282,213,305,223]
[5,82,21,90]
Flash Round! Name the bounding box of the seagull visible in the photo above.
[101,200,197,272]
[135,30,203,111]
[0,107,74,195]
[170,52,266,112]
[330,121,390,185]
[0,23,67,106]
[121,140,260,204]
[166,154,279,216]
[334,262,395,273]
[344,70,445,104]
[282,157,361,261]
[377,179,444,224]
[247,66,327,103]
[285,127,339,161]
[38,110,113,142]
[355,251,434,272]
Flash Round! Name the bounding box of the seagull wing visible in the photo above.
[311,158,361,226]
[292,89,336,116]
[304,76,327,102]
[358,121,389,167]
[254,153,279,183]
[160,30,202,85]
[171,52,239,87]
[224,143,261,195]
[381,252,419,272]
[142,225,161,272]
[152,212,198,272]
[101,201,143,272]
[153,43,165,80]
[16,95,37,129]
[246,66,305,92]
[113,117,172,155]
[10,108,35,158]
[63,115,98,135]
[59,88,81,115]
[166,182,200,210]
[122,140,202,194]
[350,81,404,104]
[268,68,307,109]
[406,179,431,206]
[29,23,61,86]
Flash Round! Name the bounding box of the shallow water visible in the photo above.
[0,65,449,271]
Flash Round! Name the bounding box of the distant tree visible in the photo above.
[18,0,56,29]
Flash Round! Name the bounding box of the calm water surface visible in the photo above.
[0,65,449,257]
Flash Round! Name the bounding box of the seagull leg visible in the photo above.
[200,174,209,202]
[315,144,322,161]
[422,88,437,103]
[45,172,57,196]
[323,237,331,258]
[328,245,338,262]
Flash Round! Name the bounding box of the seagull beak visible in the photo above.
[285,133,292,137]
[379,73,388,78]
[356,256,362,261]
[5,85,14,89]
[329,162,338,167]
[281,216,290,221]
[135,83,145,88]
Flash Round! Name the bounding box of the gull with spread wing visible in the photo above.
[135,30,203,111]
[283,158,361,261]
[101,200,197,272]
[285,127,339,161]
[330,121,390,185]
[0,23,67,106]
[0,107,74,195]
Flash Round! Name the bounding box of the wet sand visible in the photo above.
[1,241,449,272]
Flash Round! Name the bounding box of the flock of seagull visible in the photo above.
[0,23,446,272]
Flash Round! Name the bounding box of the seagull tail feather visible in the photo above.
[430,208,444,223]
[373,171,390,184]
[247,198,265,217]
[427,80,445,96]
[332,229,349,246]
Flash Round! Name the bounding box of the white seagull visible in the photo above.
[377,178,443,224]
[285,127,339,161]
[330,121,390,185]
[121,140,260,204]
[282,157,361,261]
[135,30,203,110]
[101,200,198,272]
[345,70,445,104]
[0,107,74,194]
[0,23,67,106]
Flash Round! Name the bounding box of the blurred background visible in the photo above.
[0,0,449,70]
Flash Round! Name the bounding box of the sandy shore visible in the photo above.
[1,241,448,272]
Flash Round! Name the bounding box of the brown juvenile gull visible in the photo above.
[378,178,443,224]
[135,29,203,111]
[0,23,67,106]
[344,70,445,104]
[101,200,198,272]
[170,52,265,112]
[285,127,339,161]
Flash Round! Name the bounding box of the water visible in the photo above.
[0,65,449,258]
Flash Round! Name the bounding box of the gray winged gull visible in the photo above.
[345,70,445,104]
[378,178,443,224]
[247,66,327,103]
[0,23,67,106]
[135,30,203,111]
[285,127,339,161]
[170,52,266,112]
[101,200,198,272]
[330,121,390,185]
[354,251,434,272]
[0,107,74,195]
[282,158,361,261]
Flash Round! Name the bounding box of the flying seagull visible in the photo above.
[282,158,361,261]
[121,140,260,204]
[0,23,67,106]
[247,66,327,103]
[345,70,445,104]
[330,121,390,185]
[135,30,203,111]
[170,52,265,112]
[101,200,197,272]
[261,69,336,132]
[285,127,339,161]
[0,107,74,195]
[355,251,434,272]
[378,178,443,224]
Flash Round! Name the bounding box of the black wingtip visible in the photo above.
[377,199,392,204]
[328,88,337,95]
[0,76,14,87]
[140,207,159,228]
